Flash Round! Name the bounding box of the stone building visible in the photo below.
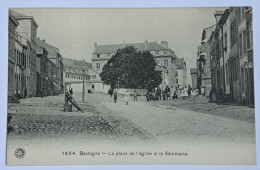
[8,11,19,100]
[36,38,64,94]
[245,7,254,106]
[197,24,216,97]
[14,33,26,98]
[92,40,177,92]
[190,68,197,89]
[208,7,254,106]
[10,10,38,97]
[175,58,187,88]
[62,58,102,94]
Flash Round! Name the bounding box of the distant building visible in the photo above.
[92,40,177,92]
[175,58,187,88]
[63,58,98,93]
[190,68,197,89]
[197,24,216,97]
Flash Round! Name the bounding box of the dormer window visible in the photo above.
[97,54,100,58]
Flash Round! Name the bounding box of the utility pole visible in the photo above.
[82,69,85,102]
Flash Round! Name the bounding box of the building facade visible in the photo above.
[63,58,95,93]
[8,12,19,100]
[208,7,254,106]
[190,68,198,89]
[197,25,216,97]
[175,58,187,88]
[92,41,177,92]
[10,10,38,97]
[36,38,64,94]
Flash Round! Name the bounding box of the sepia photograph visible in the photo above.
[5,6,256,166]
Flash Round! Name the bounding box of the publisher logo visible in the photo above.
[14,148,26,159]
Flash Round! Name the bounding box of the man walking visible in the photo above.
[133,90,137,101]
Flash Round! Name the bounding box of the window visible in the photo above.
[241,68,244,91]
[164,59,168,66]
[92,75,96,79]
[155,51,159,55]
[97,54,100,58]
[224,33,227,50]
[163,51,168,55]
[239,34,243,56]
[243,30,247,54]
[96,63,100,70]
[248,21,253,48]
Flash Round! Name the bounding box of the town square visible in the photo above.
[6,8,255,165]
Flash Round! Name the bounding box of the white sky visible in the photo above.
[13,8,227,84]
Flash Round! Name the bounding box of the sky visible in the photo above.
[13,8,227,84]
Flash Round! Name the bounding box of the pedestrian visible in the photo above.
[172,89,178,100]
[113,90,117,103]
[24,87,27,98]
[69,88,73,95]
[184,86,188,99]
[40,88,43,97]
[146,91,150,101]
[133,90,137,101]
[156,87,161,100]
[188,85,192,98]
[123,90,130,105]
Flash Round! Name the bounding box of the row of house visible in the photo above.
[8,10,63,100]
[192,7,254,106]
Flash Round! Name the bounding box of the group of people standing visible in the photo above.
[110,89,138,105]
[174,85,198,99]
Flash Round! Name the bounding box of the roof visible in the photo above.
[63,58,95,75]
[175,58,186,69]
[202,25,216,41]
[63,58,92,69]
[9,9,38,28]
[95,41,170,54]
[36,38,60,63]
[9,11,19,27]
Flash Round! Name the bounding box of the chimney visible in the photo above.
[94,43,97,53]
[161,41,168,49]
[144,40,148,50]
[123,41,126,48]
[214,11,224,24]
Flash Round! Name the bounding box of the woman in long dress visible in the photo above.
[123,90,131,105]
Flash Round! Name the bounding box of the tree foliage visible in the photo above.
[100,46,162,90]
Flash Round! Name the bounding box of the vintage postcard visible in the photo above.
[6,8,255,165]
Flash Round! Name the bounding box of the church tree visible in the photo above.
[100,46,162,90]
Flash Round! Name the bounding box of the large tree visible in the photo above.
[100,46,162,90]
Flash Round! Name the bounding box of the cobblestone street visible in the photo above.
[8,93,255,144]
[7,92,256,165]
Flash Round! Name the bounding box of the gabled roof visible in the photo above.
[63,58,92,69]
[9,9,38,28]
[36,38,60,63]
[95,41,170,54]
[202,25,216,41]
